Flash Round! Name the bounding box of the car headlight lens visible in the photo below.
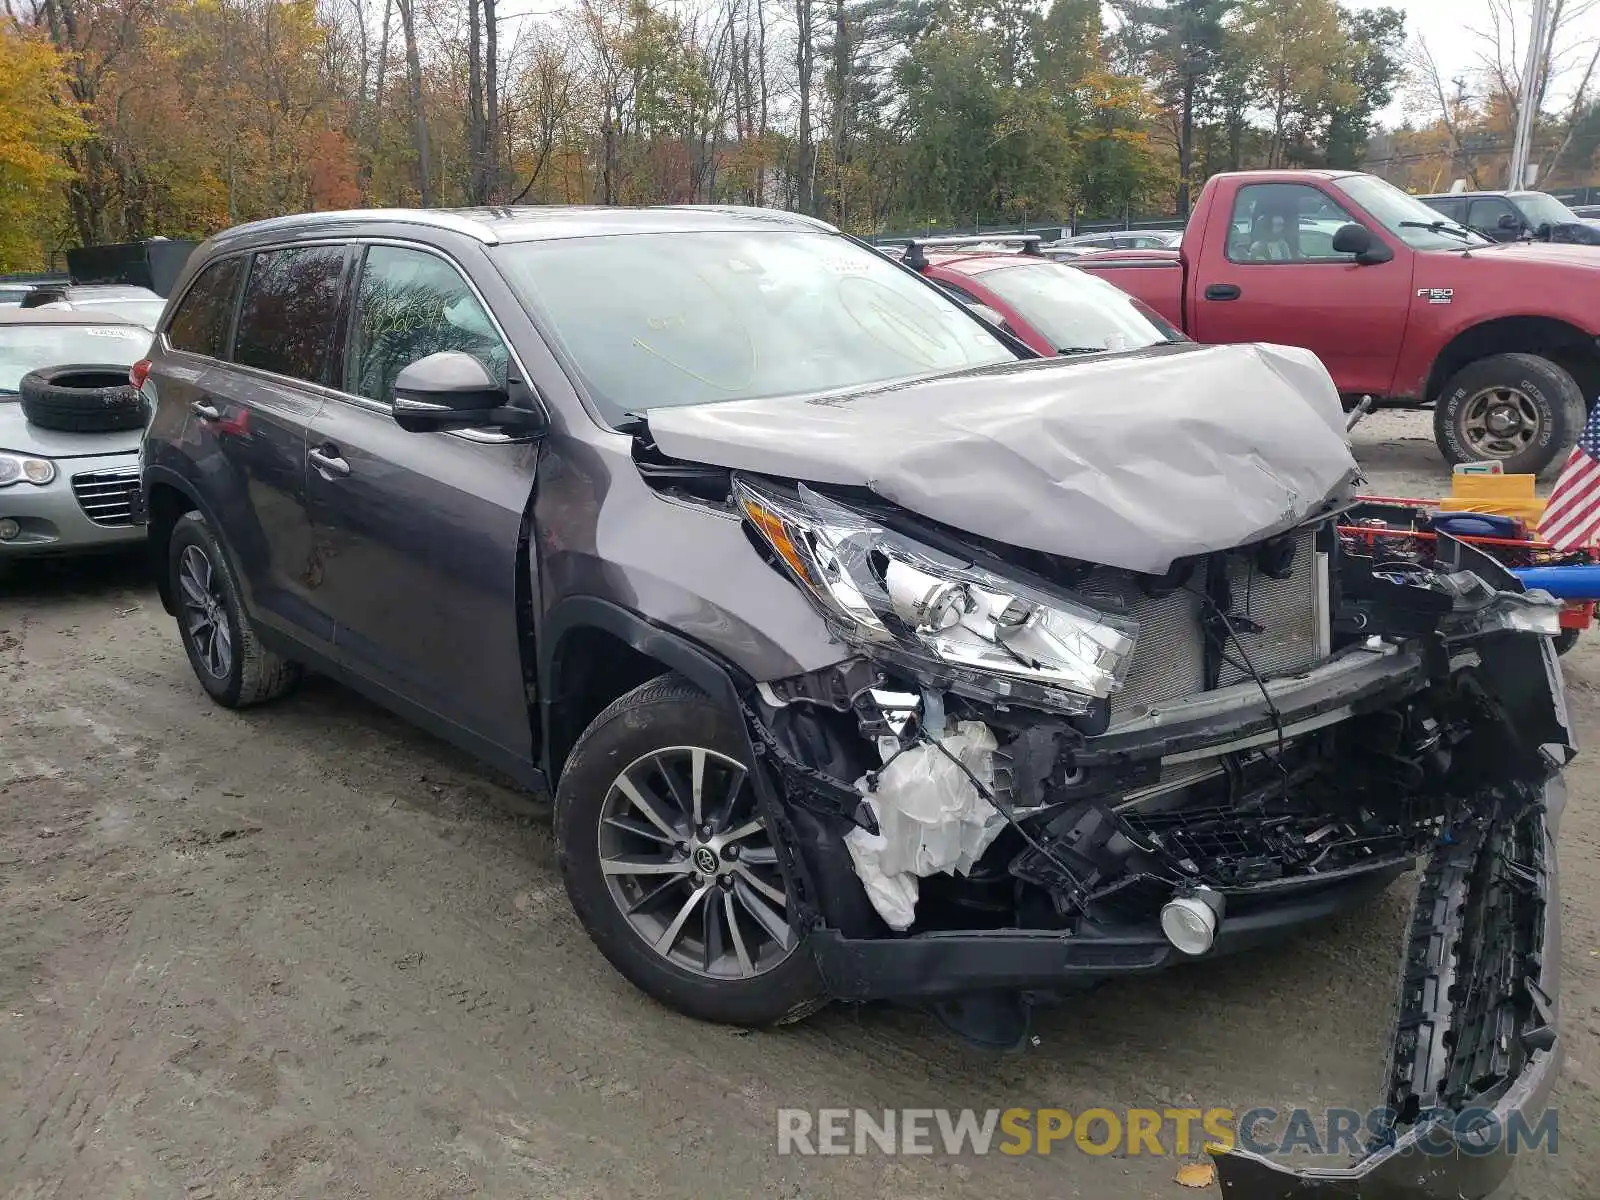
[0,451,55,487]
[734,477,1139,711]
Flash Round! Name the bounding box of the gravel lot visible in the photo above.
[2,409,1596,1199]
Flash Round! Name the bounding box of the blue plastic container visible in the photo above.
[1510,564,1600,601]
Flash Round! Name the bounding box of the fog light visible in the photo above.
[0,518,19,541]
[1160,886,1224,956]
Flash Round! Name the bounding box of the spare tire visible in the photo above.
[19,364,146,434]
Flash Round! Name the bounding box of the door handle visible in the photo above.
[308,446,351,478]
[1204,283,1242,301]
[190,401,221,420]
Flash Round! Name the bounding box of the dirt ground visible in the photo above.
[2,409,1596,1199]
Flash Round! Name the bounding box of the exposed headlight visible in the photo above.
[734,478,1138,712]
[0,451,55,487]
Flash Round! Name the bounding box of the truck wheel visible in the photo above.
[554,674,825,1026]
[1433,353,1585,475]
[1555,628,1580,656]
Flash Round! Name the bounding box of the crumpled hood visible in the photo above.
[0,397,142,458]
[646,341,1357,575]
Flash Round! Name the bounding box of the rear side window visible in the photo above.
[233,245,347,384]
[167,258,243,357]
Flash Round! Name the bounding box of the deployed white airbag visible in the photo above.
[646,342,1357,575]
[845,721,1006,931]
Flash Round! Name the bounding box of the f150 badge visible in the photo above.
[1417,287,1454,304]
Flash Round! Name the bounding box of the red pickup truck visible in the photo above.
[1075,170,1600,474]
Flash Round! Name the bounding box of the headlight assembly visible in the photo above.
[734,477,1138,712]
[0,451,55,487]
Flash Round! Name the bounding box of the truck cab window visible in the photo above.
[1226,184,1360,264]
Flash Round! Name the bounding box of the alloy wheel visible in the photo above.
[177,544,233,679]
[1457,385,1542,459]
[597,745,794,980]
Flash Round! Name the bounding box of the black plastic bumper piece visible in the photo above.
[1212,786,1561,1200]
[808,865,1403,1002]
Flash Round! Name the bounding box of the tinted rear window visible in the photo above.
[167,257,243,357]
[233,245,347,384]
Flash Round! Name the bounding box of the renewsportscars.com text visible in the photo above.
[776,1106,1559,1158]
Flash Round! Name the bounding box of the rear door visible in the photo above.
[303,242,539,769]
[1189,180,1412,397]
[159,246,346,649]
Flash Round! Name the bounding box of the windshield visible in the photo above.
[1514,192,1582,229]
[973,261,1183,352]
[0,324,150,393]
[491,230,1016,422]
[1334,175,1492,249]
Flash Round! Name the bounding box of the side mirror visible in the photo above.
[1498,212,1523,231]
[391,351,544,435]
[1331,223,1392,264]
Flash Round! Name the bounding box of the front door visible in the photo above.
[1191,180,1413,398]
[304,243,539,768]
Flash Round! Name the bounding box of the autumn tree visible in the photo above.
[0,25,87,268]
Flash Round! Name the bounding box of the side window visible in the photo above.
[1467,197,1518,234]
[233,245,347,384]
[936,280,983,305]
[166,257,243,358]
[345,245,510,406]
[1429,198,1464,224]
[1226,183,1361,264]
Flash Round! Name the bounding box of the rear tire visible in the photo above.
[167,511,299,707]
[1433,353,1585,475]
[1555,628,1580,656]
[555,673,825,1026]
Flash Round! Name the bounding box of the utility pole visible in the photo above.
[1509,0,1552,189]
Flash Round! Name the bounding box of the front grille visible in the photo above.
[71,467,140,527]
[1093,528,1324,725]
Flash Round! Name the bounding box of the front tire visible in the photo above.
[167,511,300,707]
[555,674,824,1025]
[1433,353,1585,475]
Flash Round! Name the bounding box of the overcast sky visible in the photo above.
[1344,0,1600,126]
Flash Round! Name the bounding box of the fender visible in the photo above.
[140,462,230,616]
[537,596,823,928]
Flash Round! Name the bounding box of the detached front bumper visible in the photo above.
[0,450,142,555]
[1214,785,1562,1200]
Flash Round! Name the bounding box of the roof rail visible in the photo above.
[212,208,501,246]
[657,204,840,233]
[877,233,1043,270]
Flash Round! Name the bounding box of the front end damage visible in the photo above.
[724,476,1571,1200]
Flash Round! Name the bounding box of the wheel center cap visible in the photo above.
[1486,405,1520,434]
[692,845,719,876]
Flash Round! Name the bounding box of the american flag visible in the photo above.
[1542,403,1600,549]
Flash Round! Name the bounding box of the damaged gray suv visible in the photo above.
[136,206,1569,1199]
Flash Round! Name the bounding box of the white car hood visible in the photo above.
[646,342,1358,575]
[0,397,141,458]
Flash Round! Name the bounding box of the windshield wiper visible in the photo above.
[1057,346,1108,356]
[1399,219,1479,243]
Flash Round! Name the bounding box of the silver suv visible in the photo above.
[136,205,1568,1199]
